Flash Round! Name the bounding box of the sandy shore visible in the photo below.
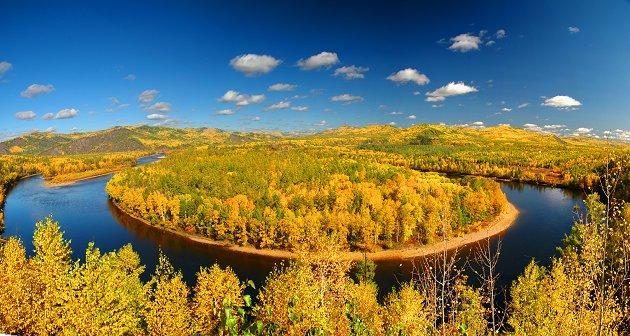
[113,201,519,261]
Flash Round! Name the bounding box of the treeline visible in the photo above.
[0,152,143,230]
[350,125,630,190]
[106,146,507,251]
[1,191,628,335]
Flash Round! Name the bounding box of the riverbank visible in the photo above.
[43,167,132,187]
[112,200,519,261]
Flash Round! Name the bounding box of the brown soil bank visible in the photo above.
[113,201,519,261]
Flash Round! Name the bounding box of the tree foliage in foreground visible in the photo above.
[1,192,628,335]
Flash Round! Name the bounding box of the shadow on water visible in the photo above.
[2,160,584,297]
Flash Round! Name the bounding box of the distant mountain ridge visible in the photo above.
[1,124,627,156]
[0,125,282,155]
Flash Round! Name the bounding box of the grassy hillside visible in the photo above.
[0,125,282,155]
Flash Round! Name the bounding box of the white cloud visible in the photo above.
[291,106,308,112]
[330,94,364,104]
[42,113,55,120]
[147,113,167,120]
[315,120,328,126]
[387,68,430,85]
[215,109,235,115]
[486,40,496,46]
[0,61,12,77]
[575,127,592,134]
[265,101,291,111]
[425,82,478,102]
[431,104,443,108]
[218,90,265,106]
[252,116,261,121]
[45,127,56,132]
[517,103,529,108]
[229,54,281,76]
[568,26,580,34]
[501,107,512,112]
[297,52,339,70]
[54,108,79,119]
[21,84,54,98]
[334,65,369,80]
[543,124,566,129]
[139,89,159,103]
[15,111,36,120]
[389,121,397,126]
[472,121,484,126]
[407,115,417,120]
[124,74,136,81]
[268,83,297,91]
[448,33,481,52]
[147,102,172,113]
[389,111,403,115]
[542,95,582,108]
[495,29,507,39]
[523,123,542,132]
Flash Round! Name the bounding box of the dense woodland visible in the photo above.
[106,145,507,251]
[1,124,629,334]
[0,188,628,335]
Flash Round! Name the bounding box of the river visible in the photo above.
[2,157,584,296]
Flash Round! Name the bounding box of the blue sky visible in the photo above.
[1,0,629,140]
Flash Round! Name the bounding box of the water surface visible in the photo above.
[3,167,584,294]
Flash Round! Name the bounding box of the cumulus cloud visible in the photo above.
[147,102,172,113]
[389,111,403,115]
[315,120,328,126]
[448,33,481,52]
[330,94,364,104]
[0,61,12,77]
[54,108,79,119]
[575,127,592,134]
[517,103,529,108]
[568,26,580,34]
[523,123,541,131]
[542,95,582,108]
[139,89,159,103]
[146,113,167,120]
[425,82,478,102]
[501,107,512,112]
[495,29,507,39]
[252,116,261,121]
[42,108,78,120]
[407,115,417,120]
[215,109,234,115]
[334,65,369,80]
[15,111,36,120]
[543,124,566,129]
[230,54,281,76]
[21,84,54,98]
[124,74,136,81]
[218,90,265,106]
[387,68,430,85]
[291,106,308,112]
[297,52,339,70]
[472,121,484,126]
[268,83,297,91]
[265,101,291,111]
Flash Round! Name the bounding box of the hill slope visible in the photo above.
[0,126,281,155]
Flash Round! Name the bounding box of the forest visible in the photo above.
[0,186,628,335]
[0,124,629,335]
[106,144,507,252]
